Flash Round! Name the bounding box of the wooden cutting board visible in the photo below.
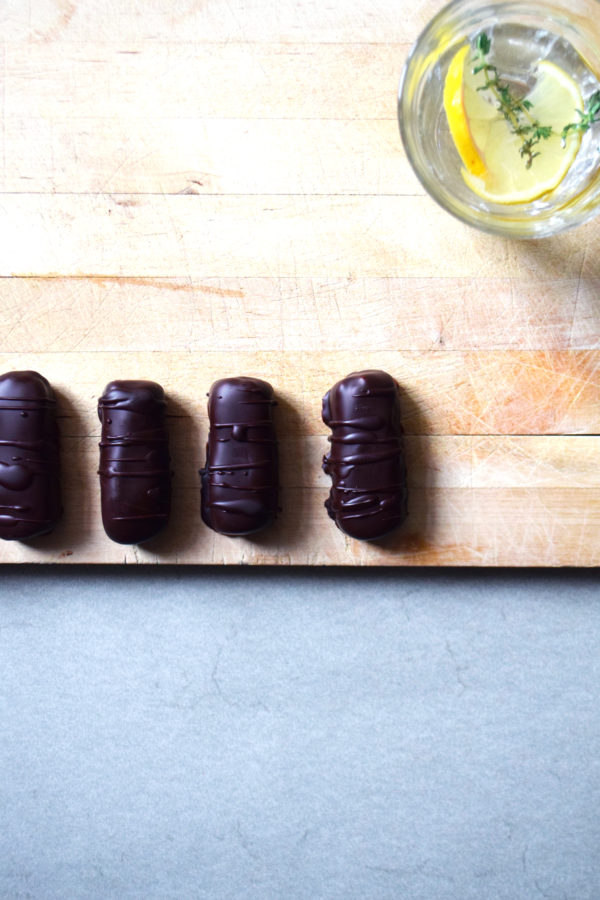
[1,0,598,566]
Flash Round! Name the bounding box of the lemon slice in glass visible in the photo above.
[444,45,584,204]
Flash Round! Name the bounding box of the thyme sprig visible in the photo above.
[560,90,600,145]
[471,32,552,168]
[472,32,600,169]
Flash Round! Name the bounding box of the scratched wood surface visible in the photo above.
[0,0,598,565]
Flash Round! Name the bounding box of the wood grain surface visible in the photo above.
[1,0,598,565]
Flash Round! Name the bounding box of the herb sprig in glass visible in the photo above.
[561,90,600,145]
[472,32,600,168]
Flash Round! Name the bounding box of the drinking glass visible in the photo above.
[398,0,600,237]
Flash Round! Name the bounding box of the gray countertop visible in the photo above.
[1,567,599,899]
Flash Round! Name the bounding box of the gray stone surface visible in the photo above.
[1,567,599,899]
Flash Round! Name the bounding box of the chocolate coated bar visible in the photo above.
[98,380,171,544]
[0,370,62,540]
[200,377,278,536]
[322,369,407,540]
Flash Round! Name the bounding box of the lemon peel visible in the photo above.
[443,44,487,178]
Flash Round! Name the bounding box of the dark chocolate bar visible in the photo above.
[200,377,278,536]
[98,380,171,544]
[0,370,62,541]
[322,369,407,540]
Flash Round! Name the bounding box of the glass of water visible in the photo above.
[398,0,600,237]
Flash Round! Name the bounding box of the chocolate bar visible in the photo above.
[0,370,62,540]
[322,369,407,540]
[200,377,278,536]
[98,380,171,544]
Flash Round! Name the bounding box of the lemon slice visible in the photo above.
[443,45,584,204]
[443,44,487,178]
